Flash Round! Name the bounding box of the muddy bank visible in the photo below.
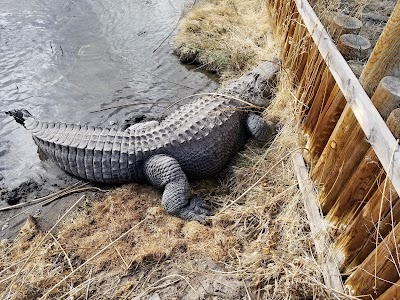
[0,161,80,239]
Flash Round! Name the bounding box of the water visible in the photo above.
[0,0,218,189]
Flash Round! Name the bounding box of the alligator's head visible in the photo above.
[247,59,280,107]
[225,59,280,108]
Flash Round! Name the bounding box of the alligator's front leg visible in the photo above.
[144,154,211,222]
[246,113,276,143]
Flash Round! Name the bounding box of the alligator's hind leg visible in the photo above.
[246,113,276,143]
[144,154,211,222]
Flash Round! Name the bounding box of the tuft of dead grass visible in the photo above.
[174,0,276,81]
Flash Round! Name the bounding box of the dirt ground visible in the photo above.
[0,0,397,299]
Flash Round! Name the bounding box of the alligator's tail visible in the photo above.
[5,109,34,127]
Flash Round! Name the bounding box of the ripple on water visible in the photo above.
[0,0,218,189]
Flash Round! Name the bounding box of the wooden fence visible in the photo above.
[267,0,400,298]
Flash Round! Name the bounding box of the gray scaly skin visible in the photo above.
[6,60,279,222]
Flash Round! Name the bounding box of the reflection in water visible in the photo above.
[0,0,218,188]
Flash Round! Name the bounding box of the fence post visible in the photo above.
[327,12,362,41]
[359,1,400,96]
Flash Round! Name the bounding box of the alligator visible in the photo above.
[6,60,279,222]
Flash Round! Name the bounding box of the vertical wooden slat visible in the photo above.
[326,77,400,223]
[308,85,346,160]
[312,76,400,213]
[376,279,400,300]
[299,53,326,115]
[292,26,310,83]
[285,19,308,72]
[334,107,400,270]
[303,65,336,135]
[326,147,383,226]
[335,181,398,270]
[276,0,291,33]
[345,221,400,298]
[347,187,399,271]
[273,0,282,24]
[282,5,299,58]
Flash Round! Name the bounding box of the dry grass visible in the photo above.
[174,0,276,81]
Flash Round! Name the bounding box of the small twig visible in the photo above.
[59,45,64,56]
[163,92,265,114]
[216,147,307,215]
[40,217,148,299]
[0,256,30,276]
[140,279,181,296]
[42,186,107,206]
[122,271,146,299]
[243,279,252,300]
[85,266,93,300]
[50,233,74,272]
[2,195,85,299]
[101,278,120,297]
[153,20,180,53]
[50,41,53,53]
[57,276,95,300]
[0,182,86,211]
[138,274,197,298]
[109,235,129,269]
[0,184,106,211]
[0,273,18,285]
[141,261,162,289]
[89,101,169,114]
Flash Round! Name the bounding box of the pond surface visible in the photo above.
[0,0,218,189]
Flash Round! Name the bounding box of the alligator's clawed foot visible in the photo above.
[191,196,212,215]
[178,196,212,224]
